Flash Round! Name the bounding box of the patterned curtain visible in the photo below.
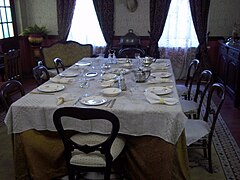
[149,0,171,58]
[189,0,211,68]
[93,0,114,57]
[57,0,76,41]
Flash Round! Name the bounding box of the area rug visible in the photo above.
[188,100,240,180]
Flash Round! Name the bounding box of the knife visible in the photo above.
[109,99,116,108]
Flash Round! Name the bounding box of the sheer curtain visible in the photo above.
[158,0,199,80]
[67,0,106,54]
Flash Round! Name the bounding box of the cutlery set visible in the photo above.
[105,98,116,108]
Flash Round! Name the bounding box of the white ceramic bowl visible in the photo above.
[101,88,121,97]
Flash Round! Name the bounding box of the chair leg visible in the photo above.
[208,144,213,173]
[203,140,207,158]
[104,163,112,180]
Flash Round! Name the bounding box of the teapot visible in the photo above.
[133,67,151,82]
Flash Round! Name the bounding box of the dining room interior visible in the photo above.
[0,0,240,180]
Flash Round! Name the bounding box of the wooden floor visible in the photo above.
[3,77,240,147]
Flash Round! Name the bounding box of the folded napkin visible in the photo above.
[148,77,173,84]
[150,63,170,71]
[144,91,178,105]
[50,77,74,84]
[56,93,74,105]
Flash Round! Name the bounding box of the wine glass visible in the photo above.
[135,53,141,67]
[79,77,89,97]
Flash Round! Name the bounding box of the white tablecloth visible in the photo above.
[5,58,187,144]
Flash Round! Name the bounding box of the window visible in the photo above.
[67,0,106,47]
[0,0,14,39]
[159,0,199,48]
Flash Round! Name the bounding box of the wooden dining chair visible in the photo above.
[185,83,225,173]
[117,47,145,58]
[4,49,22,81]
[53,107,126,180]
[53,58,65,74]
[180,70,213,119]
[0,80,25,112]
[176,59,200,100]
[32,65,50,86]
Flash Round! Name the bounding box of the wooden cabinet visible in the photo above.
[217,41,240,107]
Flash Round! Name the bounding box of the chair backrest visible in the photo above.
[193,70,213,117]
[4,49,22,81]
[53,107,119,153]
[203,83,225,142]
[185,59,200,99]
[53,58,65,74]
[53,107,120,175]
[0,80,25,112]
[32,65,50,86]
[117,47,145,58]
[41,41,93,69]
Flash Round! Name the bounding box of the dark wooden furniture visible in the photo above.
[53,107,125,180]
[185,83,225,173]
[32,65,50,86]
[53,58,65,74]
[0,80,25,112]
[181,70,213,119]
[0,54,4,81]
[117,47,145,58]
[176,59,200,100]
[4,49,22,81]
[217,41,240,107]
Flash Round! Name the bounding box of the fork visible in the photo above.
[105,99,112,107]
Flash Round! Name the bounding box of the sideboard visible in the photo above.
[217,40,240,107]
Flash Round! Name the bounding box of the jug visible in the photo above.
[134,67,151,82]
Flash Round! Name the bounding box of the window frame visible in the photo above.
[0,0,18,39]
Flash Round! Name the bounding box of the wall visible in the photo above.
[208,0,240,37]
[114,0,149,36]
[16,0,57,35]
[16,0,240,38]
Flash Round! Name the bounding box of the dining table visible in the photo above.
[4,57,190,180]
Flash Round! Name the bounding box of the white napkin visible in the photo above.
[50,77,74,84]
[56,93,74,105]
[148,77,173,84]
[144,91,178,105]
[150,63,170,71]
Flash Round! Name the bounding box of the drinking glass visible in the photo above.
[135,53,141,67]
[79,77,89,97]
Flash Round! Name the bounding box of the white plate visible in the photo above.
[117,58,127,64]
[59,72,79,77]
[101,88,121,97]
[145,86,172,95]
[85,72,98,77]
[102,73,117,80]
[100,80,115,88]
[80,96,107,106]
[75,61,92,66]
[37,84,65,93]
[151,72,172,78]
[108,68,130,75]
[121,63,133,69]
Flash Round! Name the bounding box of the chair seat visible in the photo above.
[70,133,125,167]
[176,84,188,97]
[180,99,198,114]
[185,120,210,146]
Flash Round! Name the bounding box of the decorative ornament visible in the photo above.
[126,0,138,12]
